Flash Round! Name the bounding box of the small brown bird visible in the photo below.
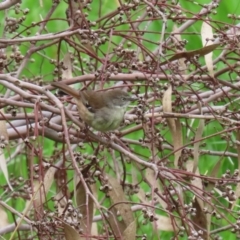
[52,82,135,132]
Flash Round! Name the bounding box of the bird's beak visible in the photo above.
[129,96,137,102]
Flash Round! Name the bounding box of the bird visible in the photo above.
[52,82,135,132]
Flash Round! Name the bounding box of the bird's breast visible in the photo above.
[91,106,126,131]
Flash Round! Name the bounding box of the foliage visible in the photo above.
[0,0,240,239]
